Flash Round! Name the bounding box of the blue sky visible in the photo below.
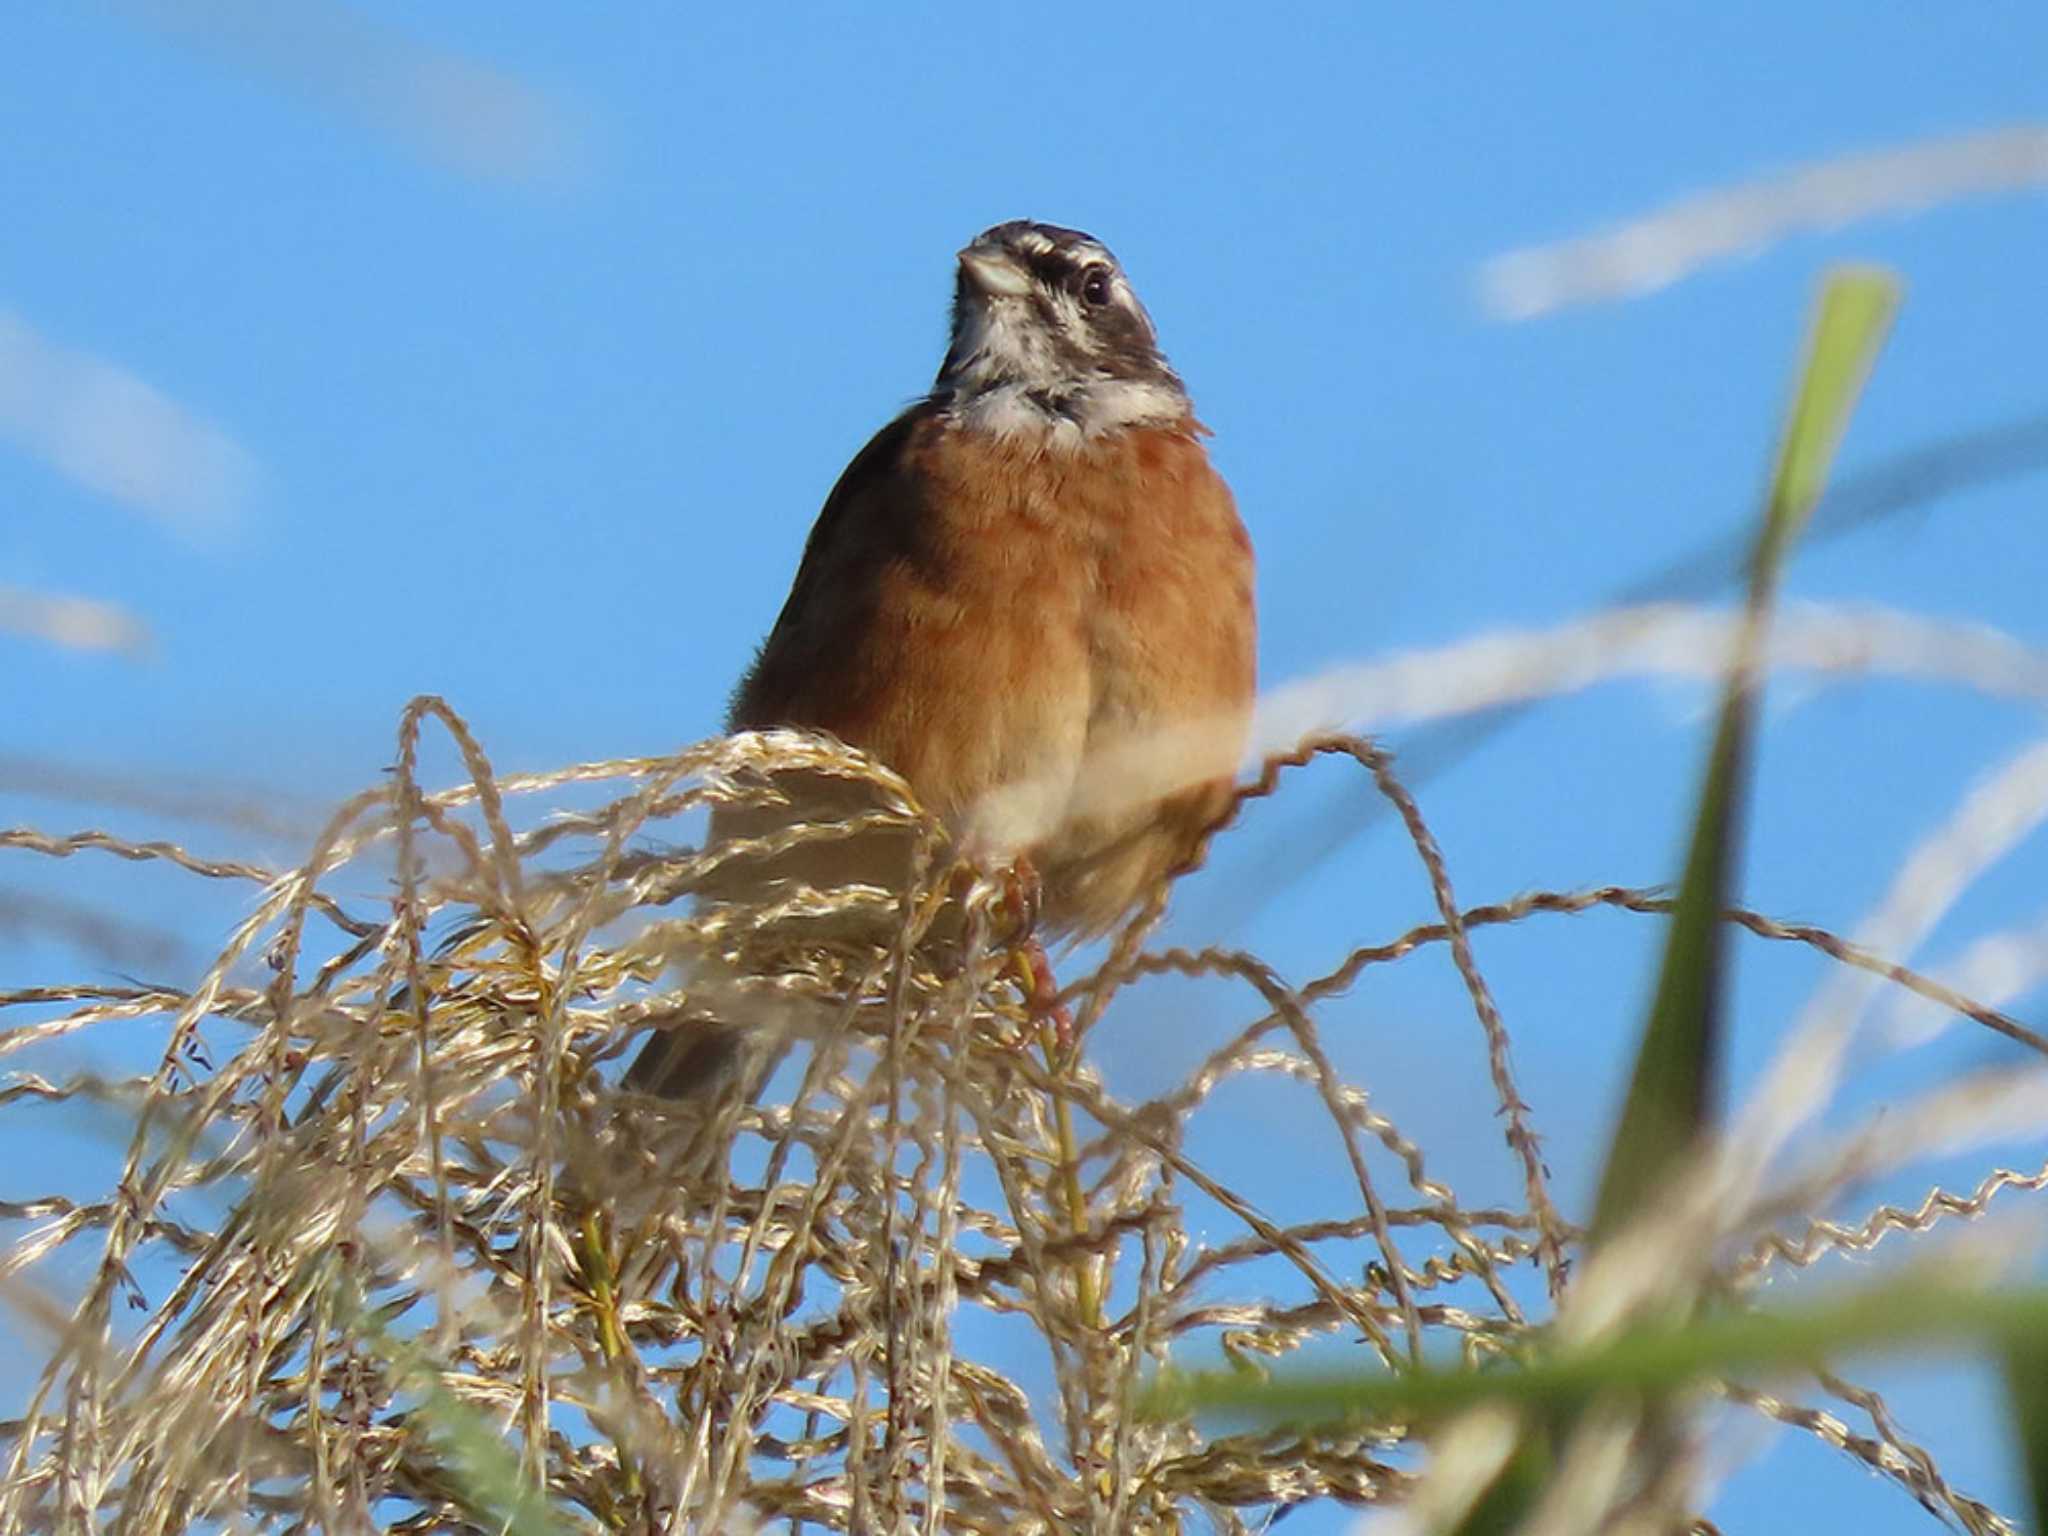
[7,5,2048,1530]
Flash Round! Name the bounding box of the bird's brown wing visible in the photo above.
[727,405,937,736]
[729,400,1098,854]
[623,410,935,1102]
[626,402,1097,1100]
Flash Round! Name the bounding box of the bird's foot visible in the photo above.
[993,855,1042,944]
[988,856,1073,1064]
[1014,938,1075,1068]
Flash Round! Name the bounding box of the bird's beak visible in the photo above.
[956,244,1032,299]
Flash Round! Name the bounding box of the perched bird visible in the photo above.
[627,219,1256,1099]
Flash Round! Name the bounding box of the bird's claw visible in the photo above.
[1010,938,1075,1067]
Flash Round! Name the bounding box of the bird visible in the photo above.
[625,219,1256,1100]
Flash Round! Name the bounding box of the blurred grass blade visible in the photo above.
[1144,1276,2048,1429]
[1586,663,1745,1241]
[1453,1423,1555,1536]
[2002,1338,2048,1535]
[1590,267,1900,1243]
[1755,268,1904,576]
[338,1267,573,1536]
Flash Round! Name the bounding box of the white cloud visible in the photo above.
[0,309,258,537]
[0,583,153,657]
[107,0,590,185]
[1480,123,2048,319]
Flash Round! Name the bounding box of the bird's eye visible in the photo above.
[1076,265,1114,306]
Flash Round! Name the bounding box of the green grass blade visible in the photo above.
[1451,1421,1555,1536]
[1586,689,1746,1241]
[1756,268,1904,577]
[1144,1277,2048,1429]
[330,1263,576,1536]
[2002,1337,2048,1535]
[1589,267,1900,1243]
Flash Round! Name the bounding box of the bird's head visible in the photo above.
[935,220,1190,444]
